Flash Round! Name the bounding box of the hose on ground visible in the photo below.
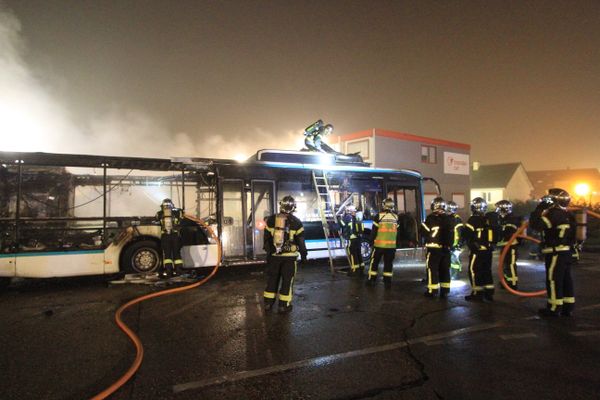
[90,215,221,400]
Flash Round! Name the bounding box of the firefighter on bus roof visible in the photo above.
[495,200,523,290]
[529,189,577,317]
[303,119,340,154]
[340,204,365,276]
[155,198,184,278]
[367,198,399,288]
[421,197,454,298]
[263,196,308,313]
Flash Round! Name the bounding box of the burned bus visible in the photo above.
[0,150,425,287]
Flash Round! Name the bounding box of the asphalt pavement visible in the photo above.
[1,251,600,400]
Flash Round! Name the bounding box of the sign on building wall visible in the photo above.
[443,152,470,175]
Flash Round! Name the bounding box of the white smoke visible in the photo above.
[0,7,303,160]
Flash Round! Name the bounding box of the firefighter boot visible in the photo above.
[483,289,494,303]
[264,300,275,312]
[561,303,574,317]
[465,292,483,302]
[383,276,392,289]
[538,307,560,317]
[278,304,293,314]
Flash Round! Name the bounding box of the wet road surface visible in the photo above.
[1,252,600,399]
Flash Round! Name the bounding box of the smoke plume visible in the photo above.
[0,7,301,161]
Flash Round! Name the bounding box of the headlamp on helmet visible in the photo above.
[431,197,447,214]
[446,201,458,214]
[470,197,488,214]
[382,198,395,212]
[547,188,570,208]
[495,200,513,216]
[279,195,297,214]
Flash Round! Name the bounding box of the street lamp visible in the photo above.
[574,183,591,206]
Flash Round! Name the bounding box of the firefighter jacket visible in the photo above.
[155,208,183,234]
[369,212,399,249]
[529,206,576,254]
[339,214,364,240]
[463,214,498,252]
[421,213,454,251]
[450,214,464,248]
[264,213,308,258]
[497,213,523,247]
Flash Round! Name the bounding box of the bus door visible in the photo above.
[221,179,246,258]
[385,183,421,250]
[248,180,275,259]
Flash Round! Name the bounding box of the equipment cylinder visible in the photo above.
[575,209,587,241]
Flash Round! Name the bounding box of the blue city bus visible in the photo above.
[0,150,425,287]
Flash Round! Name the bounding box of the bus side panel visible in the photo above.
[181,244,219,267]
[103,243,123,274]
[0,255,16,277]
[15,251,105,278]
[305,240,347,260]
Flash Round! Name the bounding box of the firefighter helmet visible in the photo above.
[279,196,297,214]
[382,198,395,212]
[495,200,513,216]
[346,204,357,214]
[446,201,458,214]
[470,197,488,214]
[161,198,174,209]
[547,188,570,208]
[431,197,447,214]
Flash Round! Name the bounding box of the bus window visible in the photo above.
[105,168,185,218]
[0,164,17,253]
[277,181,320,222]
[19,165,105,251]
[183,171,216,220]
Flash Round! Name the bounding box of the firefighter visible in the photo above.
[340,204,365,276]
[421,197,454,298]
[495,200,523,289]
[463,197,498,302]
[263,195,308,313]
[529,188,576,317]
[367,198,399,288]
[447,201,464,279]
[303,119,340,154]
[155,198,184,278]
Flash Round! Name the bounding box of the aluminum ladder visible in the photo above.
[312,169,338,275]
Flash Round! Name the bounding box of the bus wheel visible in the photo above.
[361,241,372,262]
[0,277,10,290]
[123,240,161,274]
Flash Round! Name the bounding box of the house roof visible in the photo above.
[334,129,471,151]
[528,168,600,197]
[471,163,522,188]
[528,168,600,185]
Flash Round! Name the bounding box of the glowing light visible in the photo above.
[255,220,266,230]
[574,183,590,197]
[450,280,468,289]
[234,154,247,162]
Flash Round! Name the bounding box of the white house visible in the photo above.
[470,162,534,204]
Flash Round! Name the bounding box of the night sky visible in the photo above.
[1,0,599,170]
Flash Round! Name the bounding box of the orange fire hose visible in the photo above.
[90,215,221,400]
[498,207,599,297]
[497,221,545,297]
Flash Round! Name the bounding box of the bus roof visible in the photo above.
[0,150,422,178]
